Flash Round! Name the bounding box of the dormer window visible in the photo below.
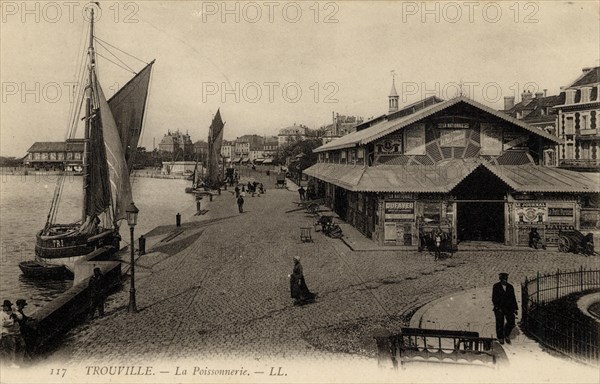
[581,87,592,103]
[565,89,576,104]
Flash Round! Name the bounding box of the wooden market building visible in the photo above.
[304,94,600,249]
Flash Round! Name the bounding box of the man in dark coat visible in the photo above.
[492,272,518,344]
[88,267,106,318]
[14,299,36,358]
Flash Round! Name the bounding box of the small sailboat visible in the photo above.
[184,110,224,192]
[205,109,225,189]
[20,6,154,278]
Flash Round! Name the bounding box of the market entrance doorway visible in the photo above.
[452,165,510,244]
[457,201,505,242]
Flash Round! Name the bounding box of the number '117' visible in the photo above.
[50,368,67,377]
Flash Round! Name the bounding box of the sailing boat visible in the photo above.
[20,7,154,279]
[205,109,225,189]
[184,110,224,193]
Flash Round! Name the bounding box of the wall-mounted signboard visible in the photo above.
[481,123,502,155]
[404,124,426,155]
[385,201,414,221]
[375,135,402,155]
[439,129,467,147]
[515,202,546,223]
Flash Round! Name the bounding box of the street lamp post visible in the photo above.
[126,202,139,313]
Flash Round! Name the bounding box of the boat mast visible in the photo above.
[82,8,95,222]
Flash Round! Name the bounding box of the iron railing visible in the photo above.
[521,267,600,366]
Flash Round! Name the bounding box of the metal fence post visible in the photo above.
[536,272,540,304]
[556,269,560,300]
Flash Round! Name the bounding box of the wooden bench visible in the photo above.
[375,327,508,369]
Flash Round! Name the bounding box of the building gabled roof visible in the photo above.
[314,96,561,153]
[567,66,600,88]
[27,141,83,153]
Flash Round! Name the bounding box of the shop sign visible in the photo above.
[375,135,402,154]
[385,202,414,221]
[387,193,415,200]
[480,123,502,155]
[385,202,414,214]
[440,129,467,147]
[438,122,470,129]
[547,207,574,223]
[515,203,546,223]
[404,124,426,155]
[545,224,575,230]
[548,207,574,217]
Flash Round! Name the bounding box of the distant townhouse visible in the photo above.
[322,113,364,144]
[554,66,600,171]
[221,140,234,160]
[278,124,309,147]
[25,139,84,171]
[158,130,194,160]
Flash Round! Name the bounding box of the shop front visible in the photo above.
[305,96,599,250]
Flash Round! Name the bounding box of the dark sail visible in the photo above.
[207,109,224,185]
[108,61,154,171]
[85,110,112,218]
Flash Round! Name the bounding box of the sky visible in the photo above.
[1,0,599,156]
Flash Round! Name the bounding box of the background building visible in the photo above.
[278,124,309,147]
[25,139,84,171]
[554,66,600,171]
[158,130,194,161]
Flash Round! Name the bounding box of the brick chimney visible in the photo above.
[503,96,515,110]
[521,91,533,102]
[535,91,544,99]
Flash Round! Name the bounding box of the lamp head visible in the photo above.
[126,202,139,227]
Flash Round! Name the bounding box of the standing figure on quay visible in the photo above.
[492,272,518,344]
[289,256,316,306]
[89,268,106,319]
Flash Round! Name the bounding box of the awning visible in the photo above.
[304,160,479,192]
[254,158,265,164]
[241,157,250,163]
[304,161,600,193]
[263,159,273,164]
[482,163,600,193]
[232,157,242,163]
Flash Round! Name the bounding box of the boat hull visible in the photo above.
[18,260,74,280]
[35,231,96,259]
[35,229,120,259]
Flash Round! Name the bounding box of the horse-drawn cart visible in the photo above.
[276,173,286,188]
[557,229,595,255]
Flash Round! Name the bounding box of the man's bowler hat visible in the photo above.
[3,300,13,307]
[16,299,27,307]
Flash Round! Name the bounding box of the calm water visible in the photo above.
[0,172,194,312]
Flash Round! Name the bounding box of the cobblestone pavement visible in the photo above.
[37,168,598,380]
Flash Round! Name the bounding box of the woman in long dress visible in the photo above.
[290,256,315,305]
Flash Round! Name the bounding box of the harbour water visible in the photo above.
[0,172,195,312]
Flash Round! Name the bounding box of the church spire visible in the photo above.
[388,70,399,113]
